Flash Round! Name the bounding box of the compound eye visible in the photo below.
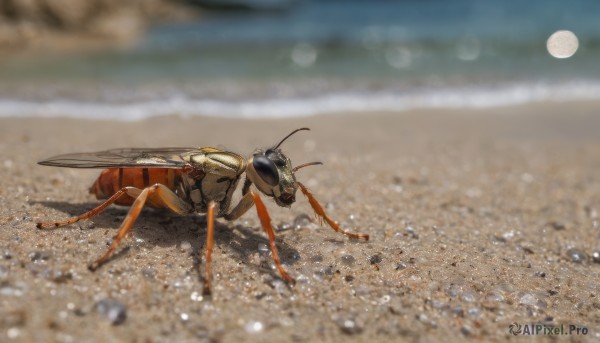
[253,155,279,186]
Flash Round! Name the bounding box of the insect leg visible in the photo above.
[36,187,139,229]
[250,191,295,284]
[87,186,153,271]
[297,182,369,241]
[203,201,217,295]
[223,192,255,221]
[87,184,183,271]
[143,184,193,215]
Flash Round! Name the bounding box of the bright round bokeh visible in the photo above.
[546,30,579,59]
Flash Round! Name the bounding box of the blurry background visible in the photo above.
[0,0,598,119]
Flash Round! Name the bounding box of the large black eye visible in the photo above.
[253,155,279,186]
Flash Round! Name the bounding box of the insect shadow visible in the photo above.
[34,201,302,282]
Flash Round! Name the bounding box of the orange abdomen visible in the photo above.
[90,168,180,206]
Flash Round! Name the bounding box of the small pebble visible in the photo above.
[190,291,203,302]
[341,254,355,266]
[78,221,95,230]
[268,279,288,295]
[2,250,12,260]
[485,293,504,303]
[452,306,464,316]
[173,276,194,289]
[405,226,418,238]
[461,292,476,302]
[288,252,301,261]
[29,251,51,262]
[502,230,515,240]
[244,320,264,333]
[0,282,26,297]
[276,222,293,232]
[45,269,72,283]
[313,267,333,281]
[592,251,600,263]
[369,254,383,264]
[141,267,156,279]
[354,285,371,296]
[95,298,127,325]
[310,255,323,263]
[460,326,471,337]
[428,299,445,309]
[395,262,407,270]
[444,284,461,298]
[566,248,587,263]
[337,318,363,335]
[293,214,312,229]
[180,241,192,252]
[519,293,547,310]
[7,327,20,339]
[379,295,391,304]
[467,307,481,317]
[257,243,269,253]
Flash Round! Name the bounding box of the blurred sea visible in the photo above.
[1,0,599,120]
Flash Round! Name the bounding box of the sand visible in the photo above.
[1,101,600,342]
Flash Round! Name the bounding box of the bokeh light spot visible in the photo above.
[291,43,318,68]
[385,46,412,69]
[546,30,578,59]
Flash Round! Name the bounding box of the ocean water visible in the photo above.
[1,0,599,120]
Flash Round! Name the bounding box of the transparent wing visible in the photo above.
[38,147,198,169]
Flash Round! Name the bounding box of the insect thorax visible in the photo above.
[178,149,246,215]
[180,173,240,215]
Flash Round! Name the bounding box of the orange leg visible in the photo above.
[251,191,295,284]
[297,182,369,241]
[87,187,152,271]
[88,184,192,271]
[203,201,217,295]
[36,187,136,229]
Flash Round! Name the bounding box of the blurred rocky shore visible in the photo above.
[0,0,197,53]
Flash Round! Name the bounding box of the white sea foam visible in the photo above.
[0,81,598,121]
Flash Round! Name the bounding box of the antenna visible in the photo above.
[273,127,310,150]
[293,161,323,173]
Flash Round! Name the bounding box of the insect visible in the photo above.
[36,128,369,294]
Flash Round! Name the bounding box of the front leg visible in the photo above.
[251,191,295,284]
[223,188,294,284]
[297,182,369,240]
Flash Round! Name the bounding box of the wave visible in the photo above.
[1,81,599,121]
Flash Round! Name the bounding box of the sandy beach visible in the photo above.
[1,101,600,342]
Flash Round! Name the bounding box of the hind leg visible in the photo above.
[37,187,139,229]
[88,184,192,270]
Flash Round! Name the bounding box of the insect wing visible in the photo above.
[38,147,198,169]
